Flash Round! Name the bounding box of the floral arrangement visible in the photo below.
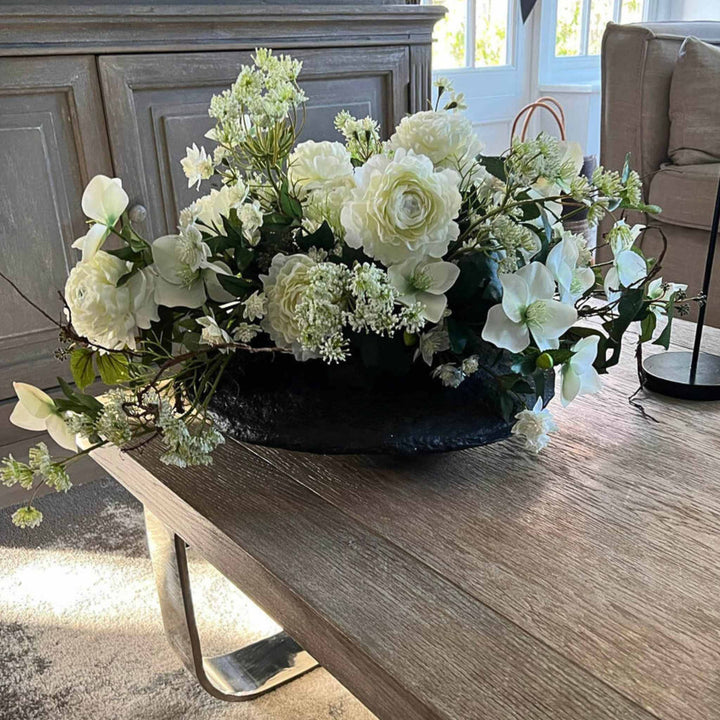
[1,49,693,528]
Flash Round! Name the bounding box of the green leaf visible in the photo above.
[639,312,657,343]
[279,181,303,220]
[447,317,472,354]
[218,274,255,296]
[106,246,143,262]
[116,269,137,288]
[653,295,677,350]
[96,353,130,385]
[69,348,95,390]
[297,221,335,252]
[479,155,507,183]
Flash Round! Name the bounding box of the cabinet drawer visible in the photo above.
[99,47,410,238]
[0,56,112,399]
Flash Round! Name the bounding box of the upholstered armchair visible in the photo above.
[601,21,720,325]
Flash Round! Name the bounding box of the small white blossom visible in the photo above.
[233,323,260,343]
[461,355,479,376]
[511,397,558,452]
[181,143,214,190]
[560,336,602,406]
[432,363,465,388]
[238,200,264,246]
[12,506,43,529]
[415,326,450,366]
[197,315,233,351]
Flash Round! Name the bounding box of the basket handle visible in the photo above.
[511,97,566,142]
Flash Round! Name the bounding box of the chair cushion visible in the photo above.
[668,37,720,165]
[648,163,720,231]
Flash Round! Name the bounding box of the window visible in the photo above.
[426,0,514,70]
[541,0,647,85]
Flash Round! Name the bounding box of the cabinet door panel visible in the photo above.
[0,56,112,400]
[99,48,409,238]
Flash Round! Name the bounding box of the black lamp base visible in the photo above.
[642,351,720,400]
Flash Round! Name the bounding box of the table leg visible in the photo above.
[144,508,319,701]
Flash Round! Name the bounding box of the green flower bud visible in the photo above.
[536,352,554,370]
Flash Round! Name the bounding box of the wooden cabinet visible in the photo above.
[98,47,410,238]
[0,3,442,400]
[0,56,112,398]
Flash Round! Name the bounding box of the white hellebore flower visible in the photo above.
[10,383,76,451]
[64,252,159,350]
[181,143,214,190]
[197,316,232,352]
[647,277,687,317]
[72,175,129,260]
[388,258,460,323]
[511,397,558,453]
[238,200,264,246]
[388,110,483,171]
[481,262,578,353]
[414,326,450,366]
[546,237,595,304]
[288,140,354,196]
[342,148,462,267]
[560,335,602,406]
[604,221,647,303]
[152,224,232,308]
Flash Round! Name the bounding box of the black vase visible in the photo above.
[207,351,554,455]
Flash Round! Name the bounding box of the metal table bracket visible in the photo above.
[144,508,319,701]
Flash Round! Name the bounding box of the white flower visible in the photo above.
[181,143,214,190]
[65,251,159,350]
[432,363,464,388]
[647,277,688,317]
[342,149,462,267]
[415,326,450,366]
[461,355,479,375]
[197,315,232,351]
[511,397,558,453]
[560,336,602,406]
[152,225,232,308]
[546,237,595,304]
[243,291,265,321]
[184,183,248,231]
[260,253,317,356]
[304,183,354,239]
[481,262,578,353]
[9,383,76,451]
[238,200,264,246]
[603,221,647,303]
[288,140,354,196]
[388,257,460,323]
[81,175,129,227]
[233,323,260,343]
[388,110,483,171]
[71,223,109,262]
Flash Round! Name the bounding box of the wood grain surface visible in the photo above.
[93,320,720,720]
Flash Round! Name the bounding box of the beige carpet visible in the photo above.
[0,478,376,720]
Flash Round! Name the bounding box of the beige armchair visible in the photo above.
[601,21,720,325]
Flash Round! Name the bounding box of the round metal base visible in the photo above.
[642,351,720,400]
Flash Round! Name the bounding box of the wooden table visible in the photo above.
[92,320,720,720]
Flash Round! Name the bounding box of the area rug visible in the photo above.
[0,477,376,720]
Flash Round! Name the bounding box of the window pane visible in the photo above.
[432,0,467,70]
[587,0,615,55]
[475,0,509,67]
[620,0,644,24]
[556,0,582,57]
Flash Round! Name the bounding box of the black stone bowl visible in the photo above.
[207,352,554,455]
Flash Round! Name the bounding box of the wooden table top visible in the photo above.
[93,320,720,720]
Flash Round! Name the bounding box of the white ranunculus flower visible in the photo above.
[341,148,462,267]
[560,335,602,406]
[646,277,688,317]
[64,251,158,351]
[388,257,460,323]
[197,315,232,352]
[260,253,317,358]
[388,110,483,171]
[181,143,214,190]
[10,382,76,451]
[238,200,264,246]
[81,175,129,227]
[288,140,354,196]
[546,237,595,304]
[511,397,557,453]
[152,225,232,308]
[603,221,647,303]
[481,262,578,353]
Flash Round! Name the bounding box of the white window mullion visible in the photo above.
[579,0,592,56]
[465,0,477,68]
[613,0,623,23]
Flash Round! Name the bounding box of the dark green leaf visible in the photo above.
[640,312,657,343]
[479,155,507,183]
[218,274,255,296]
[279,181,303,220]
[297,221,335,252]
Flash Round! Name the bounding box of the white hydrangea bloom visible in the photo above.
[511,398,557,452]
[342,149,462,267]
[65,251,159,351]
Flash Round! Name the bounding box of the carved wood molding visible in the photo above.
[0,4,445,56]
